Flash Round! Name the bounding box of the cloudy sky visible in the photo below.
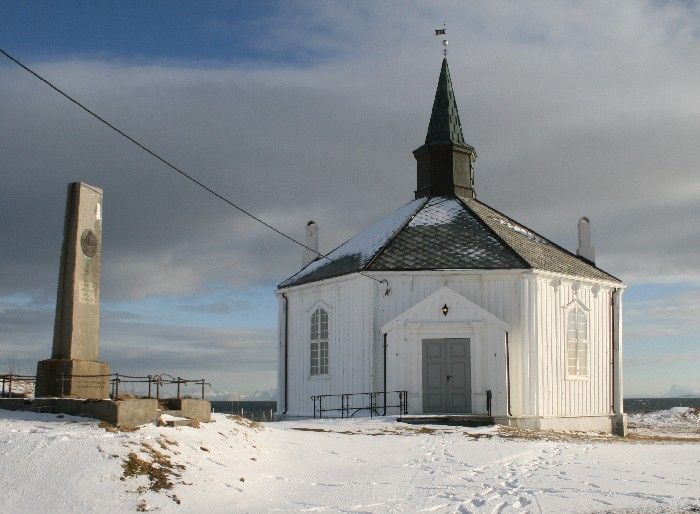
[1,1,698,398]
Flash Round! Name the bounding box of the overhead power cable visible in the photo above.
[0,47,388,284]
[0,48,317,254]
[1,49,475,289]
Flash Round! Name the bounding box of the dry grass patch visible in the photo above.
[98,421,139,433]
[497,425,700,444]
[226,415,264,431]
[121,442,186,502]
[157,436,179,450]
[625,432,700,444]
[497,426,614,442]
[290,425,471,437]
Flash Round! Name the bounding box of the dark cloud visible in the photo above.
[0,298,275,393]
[1,2,699,393]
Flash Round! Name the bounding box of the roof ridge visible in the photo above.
[466,196,622,283]
[364,197,429,271]
[454,196,531,269]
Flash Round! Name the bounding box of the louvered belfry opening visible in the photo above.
[414,58,476,200]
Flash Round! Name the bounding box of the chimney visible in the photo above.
[576,217,595,264]
[302,220,319,267]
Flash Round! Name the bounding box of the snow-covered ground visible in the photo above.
[628,406,700,438]
[1,409,699,513]
[2,378,34,397]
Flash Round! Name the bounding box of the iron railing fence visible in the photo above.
[0,372,211,400]
[0,374,36,398]
[108,373,211,400]
[312,390,408,419]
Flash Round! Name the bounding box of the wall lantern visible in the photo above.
[441,304,449,316]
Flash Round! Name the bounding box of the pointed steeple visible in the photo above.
[425,58,466,146]
[414,58,476,200]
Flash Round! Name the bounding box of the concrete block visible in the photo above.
[1,397,211,426]
[165,398,211,422]
[35,359,110,399]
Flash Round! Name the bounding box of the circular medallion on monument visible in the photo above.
[80,229,98,257]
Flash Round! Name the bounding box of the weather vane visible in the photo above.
[435,24,448,57]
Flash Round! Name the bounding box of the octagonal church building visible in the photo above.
[276,58,626,435]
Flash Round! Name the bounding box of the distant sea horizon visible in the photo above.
[211,397,700,419]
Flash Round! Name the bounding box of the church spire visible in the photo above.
[425,58,466,146]
[414,57,476,200]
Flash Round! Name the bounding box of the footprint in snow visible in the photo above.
[513,496,531,508]
[471,497,486,507]
[494,501,509,514]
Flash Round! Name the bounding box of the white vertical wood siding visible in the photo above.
[281,271,522,417]
[535,277,613,417]
[279,269,616,419]
[283,277,375,416]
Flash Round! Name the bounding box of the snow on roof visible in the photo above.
[491,216,549,244]
[279,197,427,287]
[407,197,463,227]
[279,194,622,288]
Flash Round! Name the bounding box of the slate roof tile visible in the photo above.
[463,197,621,283]
[369,197,526,270]
[279,195,621,289]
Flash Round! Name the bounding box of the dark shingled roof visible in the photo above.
[462,197,621,283]
[370,197,526,270]
[278,196,621,288]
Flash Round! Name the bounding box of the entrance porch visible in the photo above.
[381,287,511,418]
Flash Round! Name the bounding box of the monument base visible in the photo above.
[0,398,212,426]
[35,359,110,399]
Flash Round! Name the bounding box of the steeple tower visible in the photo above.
[414,58,476,199]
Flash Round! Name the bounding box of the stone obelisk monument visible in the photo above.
[35,182,110,399]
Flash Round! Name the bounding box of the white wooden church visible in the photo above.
[276,57,626,435]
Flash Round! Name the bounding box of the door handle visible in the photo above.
[446,374,452,381]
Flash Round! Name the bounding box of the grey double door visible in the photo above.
[422,338,471,413]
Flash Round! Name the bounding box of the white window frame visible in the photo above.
[309,306,330,377]
[565,301,589,380]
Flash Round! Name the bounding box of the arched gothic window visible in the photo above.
[310,308,329,375]
[567,306,588,377]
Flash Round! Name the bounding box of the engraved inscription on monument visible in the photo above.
[79,280,97,304]
[72,375,108,397]
[80,228,98,257]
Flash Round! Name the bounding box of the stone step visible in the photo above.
[397,415,494,427]
[159,411,195,427]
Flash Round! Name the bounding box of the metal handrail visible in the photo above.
[312,390,408,419]
[0,373,36,398]
[1,372,211,400]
